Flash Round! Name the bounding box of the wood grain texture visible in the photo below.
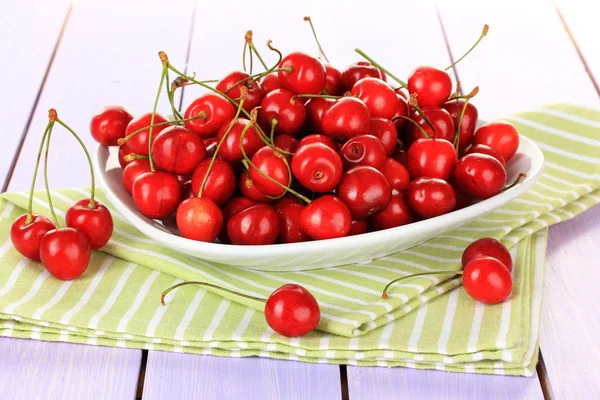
[143,353,342,400]
[347,366,545,400]
[0,337,141,400]
[541,204,600,399]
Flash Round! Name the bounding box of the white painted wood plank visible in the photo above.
[0,0,71,189]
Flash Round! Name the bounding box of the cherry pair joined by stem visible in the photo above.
[11,214,55,261]
[65,199,114,250]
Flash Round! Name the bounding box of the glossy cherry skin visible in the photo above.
[454,185,473,210]
[278,52,326,95]
[369,118,398,156]
[184,93,236,138]
[259,89,306,135]
[454,154,507,200]
[462,238,513,272]
[276,203,311,243]
[124,113,169,156]
[407,66,452,107]
[370,192,414,230]
[340,62,382,92]
[340,134,387,171]
[10,214,55,261]
[305,97,336,132]
[380,158,411,193]
[462,257,512,304]
[407,138,458,181]
[218,197,256,243]
[324,64,343,96]
[90,105,133,146]
[152,126,207,175]
[216,118,263,163]
[473,121,520,161]
[122,159,151,194]
[132,171,182,219]
[292,143,342,193]
[300,195,352,240]
[442,99,479,151]
[249,147,290,197]
[65,199,113,250]
[238,171,273,203]
[297,134,338,152]
[407,177,456,218]
[175,197,222,242]
[191,158,236,205]
[406,108,455,145]
[274,134,298,154]
[40,228,91,280]
[273,194,303,211]
[260,73,281,94]
[322,97,371,142]
[349,220,369,235]
[350,78,400,119]
[227,204,280,245]
[216,71,264,113]
[265,284,320,337]
[466,144,506,167]
[203,137,217,157]
[118,143,134,168]
[391,147,408,167]
[392,95,409,131]
[337,166,392,220]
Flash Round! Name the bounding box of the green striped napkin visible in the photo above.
[1,104,599,376]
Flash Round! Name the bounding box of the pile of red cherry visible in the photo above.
[91,23,520,246]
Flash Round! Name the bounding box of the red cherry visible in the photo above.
[278,52,326,95]
[392,95,410,131]
[407,66,452,107]
[132,171,182,219]
[10,214,55,261]
[370,192,413,230]
[264,284,320,337]
[454,154,507,200]
[462,257,512,304]
[340,134,387,171]
[473,121,520,161]
[466,144,506,167]
[175,197,223,242]
[191,158,236,205]
[90,105,133,147]
[184,93,236,138]
[118,143,134,168]
[337,166,392,220]
[350,78,399,119]
[454,186,473,210]
[297,134,338,152]
[369,118,398,156]
[248,147,290,197]
[273,194,303,211]
[274,134,298,154]
[122,159,151,194]
[238,171,273,203]
[203,137,218,158]
[40,228,91,280]
[442,99,479,151]
[216,71,264,113]
[124,113,169,156]
[340,62,382,92]
[407,177,456,218]
[227,204,280,245]
[300,195,352,240]
[407,108,455,145]
[391,147,408,167]
[407,138,458,181]
[292,143,342,193]
[65,199,113,250]
[462,238,513,272]
[277,203,311,243]
[216,118,263,163]
[152,126,207,175]
[324,64,342,96]
[305,97,336,132]
[349,220,369,235]
[260,73,280,94]
[259,89,306,136]
[322,97,371,142]
[380,158,410,193]
[219,197,256,243]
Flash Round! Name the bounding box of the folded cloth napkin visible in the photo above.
[1,104,599,376]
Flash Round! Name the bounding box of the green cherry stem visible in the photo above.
[43,120,59,228]
[354,48,408,89]
[161,281,265,306]
[118,114,205,146]
[224,67,291,95]
[445,25,489,71]
[165,69,182,122]
[382,270,462,299]
[149,54,169,172]
[391,115,431,139]
[291,94,342,103]
[454,97,470,150]
[303,16,330,63]
[25,122,52,225]
[242,40,248,73]
[269,119,277,145]
[408,94,436,133]
[246,30,269,71]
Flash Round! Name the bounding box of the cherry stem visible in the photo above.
[43,122,59,228]
[453,98,470,150]
[165,69,183,122]
[26,122,52,225]
[304,16,330,63]
[122,153,149,162]
[445,24,489,71]
[245,31,268,71]
[161,281,265,306]
[224,67,291,95]
[118,114,204,145]
[354,48,408,89]
[269,118,277,145]
[503,173,528,191]
[391,116,431,138]
[447,86,479,102]
[56,119,96,208]
[148,63,168,172]
[291,94,341,103]
[382,270,462,299]
[242,40,248,73]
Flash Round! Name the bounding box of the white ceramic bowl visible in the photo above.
[95,134,544,271]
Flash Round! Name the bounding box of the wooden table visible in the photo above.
[1,1,598,398]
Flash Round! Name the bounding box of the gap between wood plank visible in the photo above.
[340,365,349,400]
[536,349,554,400]
[136,350,149,400]
[1,2,74,194]
[555,4,600,97]
[177,0,200,111]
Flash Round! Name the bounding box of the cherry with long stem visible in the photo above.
[382,270,462,299]
[354,48,408,89]
[242,39,248,73]
[304,16,330,63]
[161,281,265,306]
[164,68,182,122]
[445,25,489,71]
[25,122,52,225]
[147,52,169,172]
[43,112,59,227]
[117,114,205,145]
